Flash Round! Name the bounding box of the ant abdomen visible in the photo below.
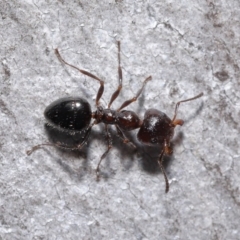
[44,97,92,132]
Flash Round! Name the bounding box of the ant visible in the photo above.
[27,41,203,193]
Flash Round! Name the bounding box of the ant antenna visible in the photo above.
[172,92,203,122]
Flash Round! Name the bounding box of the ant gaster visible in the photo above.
[27,41,203,193]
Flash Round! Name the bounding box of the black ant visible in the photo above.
[27,41,203,193]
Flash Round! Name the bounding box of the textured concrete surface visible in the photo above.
[0,1,240,239]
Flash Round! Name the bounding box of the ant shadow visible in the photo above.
[43,124,89,181]
[137,132,184,175]
[43,122,182,181]
[43,123,137,181]
[184,101,204,125]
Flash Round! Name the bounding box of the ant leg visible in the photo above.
[55,49,104,106]
[164,138,172,155]
[115,125,136,149]
[96,124,113,178]
[117,76,152,111]
[27,122,95,155]
[172,92,203,122]
[27,142,57,155]
[108,41,123,108]
[157,149,170,193]
[27,140,86,155]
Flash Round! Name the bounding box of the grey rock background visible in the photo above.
[0,1,240,239]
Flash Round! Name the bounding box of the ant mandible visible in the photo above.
[27,41,203,193]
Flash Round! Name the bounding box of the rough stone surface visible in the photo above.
[0,1,240,239]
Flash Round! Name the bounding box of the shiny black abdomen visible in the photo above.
[44,97,92,131]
